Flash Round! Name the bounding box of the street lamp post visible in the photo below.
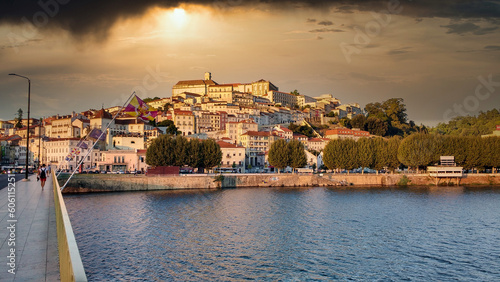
[37,118,43,168]
[9,73,31,181]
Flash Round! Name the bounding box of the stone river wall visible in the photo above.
[59,173,500,193]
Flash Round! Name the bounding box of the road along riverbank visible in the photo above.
[58,173,500,193]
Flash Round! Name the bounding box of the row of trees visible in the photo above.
[398,134,500,172]
[268,139,307,172]
[323,137,400,173]
[146,135,222,170]
[323,134,500,173]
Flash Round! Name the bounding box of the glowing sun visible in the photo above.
[170,8,188,28]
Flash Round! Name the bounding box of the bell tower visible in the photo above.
[204,72,212,81]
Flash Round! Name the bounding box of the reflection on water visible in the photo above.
[65,186,500,281]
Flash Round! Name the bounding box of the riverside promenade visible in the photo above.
[0,175,59,281]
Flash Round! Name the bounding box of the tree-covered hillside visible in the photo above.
[432,109,500,136]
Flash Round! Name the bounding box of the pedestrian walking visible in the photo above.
[38,164,48,190]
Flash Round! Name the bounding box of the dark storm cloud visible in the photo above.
[1,0,499,41]
[318,20,334,26]
[442,21,499,35]
[306,18,317,23]
[309,28,344,33]
[484,45,500,50]
[387,47,411,55]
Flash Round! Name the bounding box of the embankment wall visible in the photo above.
[60,173,500,193]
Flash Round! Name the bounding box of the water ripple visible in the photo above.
[64,186,500,281]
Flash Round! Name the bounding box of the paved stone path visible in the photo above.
[0,174,59,281]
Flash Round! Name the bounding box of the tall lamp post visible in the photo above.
[9,73,31,181]
[37,118,43,168]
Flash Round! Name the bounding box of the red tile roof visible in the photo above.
[242,131,272,137]
[174,80,218,86]
[217,140,243,148]
[278,126,292,132]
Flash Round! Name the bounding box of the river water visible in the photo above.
[64,186,500,281]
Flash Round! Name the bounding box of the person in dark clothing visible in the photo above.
[38,164,48,190]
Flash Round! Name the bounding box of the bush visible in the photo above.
[397,175,411,186]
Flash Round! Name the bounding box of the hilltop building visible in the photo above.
[172,72,218,96]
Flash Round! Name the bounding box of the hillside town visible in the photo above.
[1,72,371,173]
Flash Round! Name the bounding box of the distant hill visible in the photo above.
[432,109,500,136]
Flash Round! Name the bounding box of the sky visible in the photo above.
[0,0,499,126]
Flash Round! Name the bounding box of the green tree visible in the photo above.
[287,139,307,172]
[365,116,388,136]
[365,102,388,121]
[163,102,172,110]
[382,98,408,124]
[288,123,316,138]
[15,108,23,129]
[143,96,160,103]
[185,138,204,169]
[146,134,176,167]
[339,117,352,129]
[351,114,367,129]
[357,138,373,173]
[326,111,338,118]
[291,89,300,96]
[397,133,436,172]
[268,139,289,173]
[342,139,360,173]
[157,120,181,135]
[371,138,387,173]
[202,139,222,171]
[323,139,341,170]
[386,136,402,172]
[172,136,188,166]
[463,136,482,172]
[433,108,500,136]
[480,137,499,172]
[157,120,174,127]
[323,139,359,173]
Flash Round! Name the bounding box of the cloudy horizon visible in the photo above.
[1,0,499,126]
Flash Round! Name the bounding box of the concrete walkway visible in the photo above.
[0,174,59,281]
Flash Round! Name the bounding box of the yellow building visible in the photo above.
[226,119,258,145]
[267,90,297,108]
[217,140,246,172]
[173,110,196,136]
[251,79,278,97]
[172,72,218,96]
[208,84,239,103]
[240,131,278,168]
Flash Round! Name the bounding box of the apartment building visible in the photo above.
[296,95,317,108]
[226,119,258,145]
[267,90,296,108]
[272,126,293,140]
[45,138,100,171]
[147,97,172,110]
[172,110,196,136]
[239,131,278,168]
[307,138,330,152]
[98,149,147,172]
[217,140,246,172]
